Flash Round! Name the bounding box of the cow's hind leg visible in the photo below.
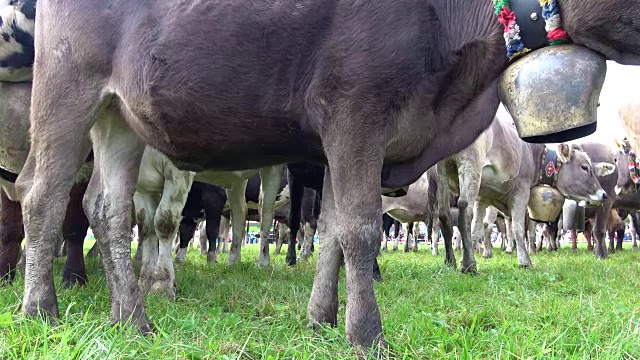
[16,74,96,319]
[84,105,149,331]
[177,218,196,264]
[227,181,248,265]
[510,192,533,268]
[150,170,193,299]
[257,165,285,267]
[203,203,223,264]
[0,189,23,283]
[62,182,90,287]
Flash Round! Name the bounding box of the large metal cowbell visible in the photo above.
[499,45,607,143]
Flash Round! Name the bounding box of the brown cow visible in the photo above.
[16,0,640,352]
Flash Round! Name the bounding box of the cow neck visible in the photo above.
[535,145,561,188]
[621,139,640,186]
[492,0,571,60]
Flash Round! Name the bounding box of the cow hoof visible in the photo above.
[175,248,187,264]
[206,252,218,264]
[226,253,241,266]
[373,273,383,282]
[518,262,533,269]
[61,272,88,288]
[285,255,296,267]
[460,262,477,273]
[256,257,270,268]
[595,253,608,260]
[482,252,492,259]
[307,308,338,331]
[138,275,154,296]
[150,281,175,301]
[23,290,59,320]
[111,311,153,335]
[633,245,638,251]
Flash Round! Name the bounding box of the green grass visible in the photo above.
[1,242,639,359]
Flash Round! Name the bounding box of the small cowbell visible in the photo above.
[499,44,607,143]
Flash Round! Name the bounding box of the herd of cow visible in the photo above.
[1,0,640,355]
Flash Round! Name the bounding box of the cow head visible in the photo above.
[555,143,615,204]
[560,0,640,65]
[613,138,639,196]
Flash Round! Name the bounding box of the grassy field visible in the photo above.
[1,241,639,359]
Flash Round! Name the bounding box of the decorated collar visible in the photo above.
[493,0,571,60]
[538,146,561,187]
[620,139,640,185]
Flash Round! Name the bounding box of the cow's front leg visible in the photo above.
[151,170,194,299]
[257,165,285,267]
[308,168,341,328]
[226,181,248,265]
[509,191,533,268]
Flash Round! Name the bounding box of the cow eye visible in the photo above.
[581,165,589,172]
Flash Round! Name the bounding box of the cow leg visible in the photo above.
[414,222,422,253]
[149,170,193,299]
[438,208,456,268]
[15,90,95,320]
[298,222,315,262]
[511,193,534,267]
[257,165,285,267]
[0,189,23,284]
[430,217,439,255]
[218,216,230,254]
[197,221,207,256]
[204,205,223,264]
[308,168,341,329]
[226,181,248,265]
[177,218,197,264]
[392,220,400,251]
[592,206,610,259]
[526,218,537,254]
[616,229,624,251]
[54,237,65,258]
[404,222,413,253]
[536,224,545,253]
[607,228,616,254]
[504,218,514,254]
[571,229,578,251]
[274,222,288,254]
[285,172,303,266]
[87,242,100,258]
[134,191,160,297]
[457,186,480,272]
[82,106,149,331]
[61,183,90,288]
[309,138,386,352]
[470,202,488,260]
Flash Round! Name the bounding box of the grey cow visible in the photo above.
[16,0,640,352]
[438,114,614,272]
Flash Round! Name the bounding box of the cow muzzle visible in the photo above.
[499,45,607,143]
[587,189,608,205]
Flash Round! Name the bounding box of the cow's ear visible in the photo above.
[594,162,616,176]
[558,143,571,163]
